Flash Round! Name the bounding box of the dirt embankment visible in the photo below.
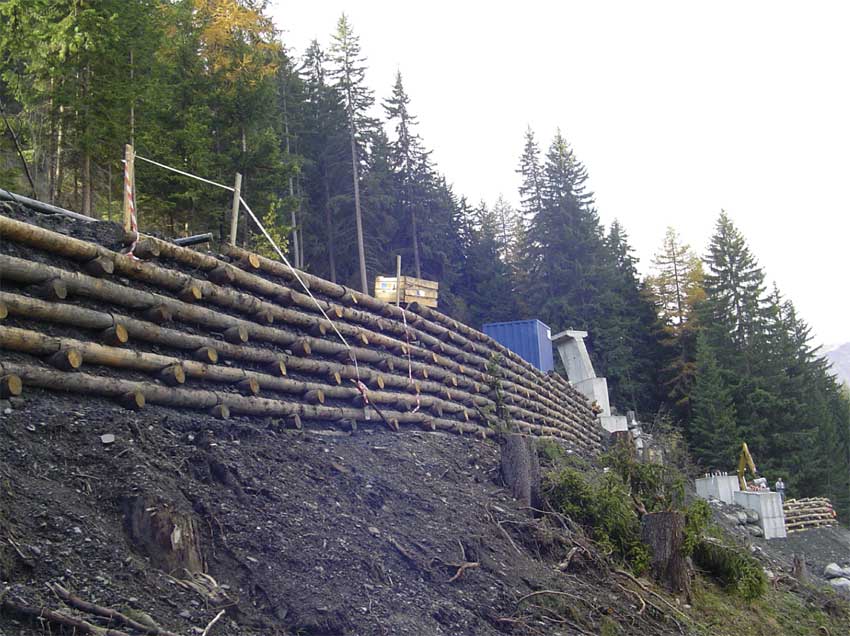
[1,388,670,636]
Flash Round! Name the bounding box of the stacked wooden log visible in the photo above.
[783,497,837,533]
[0,211,601,452]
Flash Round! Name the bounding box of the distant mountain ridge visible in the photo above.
[825,342,850,386]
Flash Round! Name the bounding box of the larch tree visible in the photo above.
[647,227,705,417]
[329,14,374,293]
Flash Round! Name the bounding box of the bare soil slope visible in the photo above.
[0,389,678,636]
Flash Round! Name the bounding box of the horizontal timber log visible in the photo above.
[0,221,599,449]
[0,362,499,437]
[0,215,591,419]
[221,245,595,423]
[0,325,491,425]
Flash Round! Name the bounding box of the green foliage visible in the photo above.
[251,198,290,260]
[602,439,685,513]
[682,499,711,557]
[692,539,767,601]
[545,465,650,573]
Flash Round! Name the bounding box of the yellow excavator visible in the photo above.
[737,442,759,491]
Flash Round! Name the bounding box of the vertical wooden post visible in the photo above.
[395,254,402,306]
[228,172,242,246]
[122,144,135,233]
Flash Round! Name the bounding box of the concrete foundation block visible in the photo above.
[695,475,740,505]
[600,415,628,433]
[733,491,787,539]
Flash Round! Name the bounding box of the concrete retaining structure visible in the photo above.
[695,475,740,505]
[733,491,787,539]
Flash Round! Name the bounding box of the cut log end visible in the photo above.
[254,310,274,325]
[0,302,7,320]
[194,346,219,364]
[292,338,312,357]
[267,359,287,377]
[245,253,261,269]
[210,404,230,419]
[133,239,161,260]
[223,326,249,344]
[178,284,203,303]
[119,390,146,411]
[144,304,173,323]
[375,375,385,390]
[311,321,331,337]
[304,389,325,404]
[0,374,23,398]
[208,265,236,285]
[83,255,115,277]
[48,348,82,371]
[238,376,260,396]
[101,324,129,346]
[159,363,185,386]
[281,413,302,430]
[329,371,342,385]
[37,278,68,301]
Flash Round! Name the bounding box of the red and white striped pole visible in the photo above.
[122,143,139,258]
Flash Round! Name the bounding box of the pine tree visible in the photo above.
[328,14,374,293]
[689,332,739,470]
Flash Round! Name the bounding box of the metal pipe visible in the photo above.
[0,188,95,222]
[173,233,213,247]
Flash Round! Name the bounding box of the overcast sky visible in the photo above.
[270,1,849,347]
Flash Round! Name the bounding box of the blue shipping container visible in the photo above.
[482,319,554,372]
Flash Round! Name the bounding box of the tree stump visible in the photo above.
[640,511,692,597]
[500,432,542,510]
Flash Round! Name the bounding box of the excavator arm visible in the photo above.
[737,442,757,491]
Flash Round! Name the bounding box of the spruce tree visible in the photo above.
[383,71,430,279]
[702,210,767,371]
[689,332,739,470]
[329,14,374,293]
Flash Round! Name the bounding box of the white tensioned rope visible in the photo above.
[131,154,365,398]
[135,155,236,192]
[238,197,372,415]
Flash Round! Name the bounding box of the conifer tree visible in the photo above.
[647,227,705,416]
[702,211,767,372]
[517,127,544,224]
[300,39,348,282]
[689,332,739,470]
[383,71,430,278]
[329,14,374,293]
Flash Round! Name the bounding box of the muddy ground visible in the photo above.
[0,389,685,636]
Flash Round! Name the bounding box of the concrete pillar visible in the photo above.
[552,330,596,383]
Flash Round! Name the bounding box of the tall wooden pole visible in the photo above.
[122,144,135,233]
[228,172,242,246]
[395,254,402,306]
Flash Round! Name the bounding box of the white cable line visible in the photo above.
[135,155,236,192]
[130,154,362,366]
[239,196,352,351]
[131,153,361,386]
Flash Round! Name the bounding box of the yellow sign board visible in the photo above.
[375,275,439,307]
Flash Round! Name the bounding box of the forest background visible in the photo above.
[1,0,848,516]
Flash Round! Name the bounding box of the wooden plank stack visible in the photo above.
[783,497,837,533]
[0,211,602,452]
